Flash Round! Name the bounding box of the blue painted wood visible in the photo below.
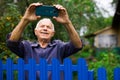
[114,68,120,80]
[39,58,48,80]
[64,58,72,80]
[52,58,60,80]
[0,60,3,80]
[78,58,88,80]
[18,58,24,80]
[88,70,94,80]
[29,59,36,80]
[97,67,107,80]
[1,58,120,80]
[6,58,13,80]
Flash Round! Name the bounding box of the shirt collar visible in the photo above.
[31,41,57,47]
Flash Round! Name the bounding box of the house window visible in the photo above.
[98,35,117,48]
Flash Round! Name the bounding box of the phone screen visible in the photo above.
[35,5,59,17]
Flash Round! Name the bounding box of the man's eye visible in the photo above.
[47,26,51,29]
[40,26,44,28]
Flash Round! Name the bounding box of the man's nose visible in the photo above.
[43,26,48,30]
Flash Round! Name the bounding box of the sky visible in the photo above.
[94,0,115,17]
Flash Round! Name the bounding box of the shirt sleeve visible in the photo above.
[59,40,83,58]
[6,34,24,58]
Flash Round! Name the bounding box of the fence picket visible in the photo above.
[29,59,36,80]
[18,58,24,80]
[97,67,107,80]
[88,70,94,80]
[78,58,88,80]
[114,68,120,80]
[64,58,73,80]
[52,58,60,80]
[39,58,48,80]
[6,58,13,80]
[0,60,3,80]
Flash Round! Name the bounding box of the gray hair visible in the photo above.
[35,18,55,31]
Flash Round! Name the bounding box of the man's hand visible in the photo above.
[9,3,43,41]
[53,4,71,24]
[53,4,82,48]
[23,3,43,22]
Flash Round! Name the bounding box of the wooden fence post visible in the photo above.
[6,58,13,80]
[18,58,24,80]
[64,58,73,80]
[88,70,94,80]
[97,67,107,80]
[114,67,120,80]
[0,59,3,80]
[52,58,60,80]
[28,59,36,80]
[78,58,88,80]
[39,58,48,80]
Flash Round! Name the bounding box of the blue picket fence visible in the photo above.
[0,58,120,80]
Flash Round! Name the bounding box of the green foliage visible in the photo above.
[71,44,120,80]
[0,3,21,61]
[88,50,120,80]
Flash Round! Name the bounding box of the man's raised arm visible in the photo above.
[53,4,82,48]
[9,3,42,41]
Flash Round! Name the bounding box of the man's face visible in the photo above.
[35,19,55,41]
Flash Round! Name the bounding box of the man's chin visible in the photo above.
[41,38,51,42]
[41,37,50,40]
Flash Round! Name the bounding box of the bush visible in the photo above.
[88,51,120,80]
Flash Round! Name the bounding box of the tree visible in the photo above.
[0,3,21,60]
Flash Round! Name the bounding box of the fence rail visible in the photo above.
[0,58,120,80]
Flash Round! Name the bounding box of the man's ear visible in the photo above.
[34,29,37,36]
[52,31,55,37]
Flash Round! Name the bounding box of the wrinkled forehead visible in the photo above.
[35,18,54,30]
[40,18,51,23]
[37,18,53,27]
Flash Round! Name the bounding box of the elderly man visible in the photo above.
[6,2,83,80]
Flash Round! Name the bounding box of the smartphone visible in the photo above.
[35,5,59,17]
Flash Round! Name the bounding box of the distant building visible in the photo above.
[94,27,117,48]
[84,27,120,48]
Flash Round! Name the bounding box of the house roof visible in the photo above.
[84,27,112,38]
[94,27,112,35]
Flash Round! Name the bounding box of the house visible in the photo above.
[84,27,119,48]
[93,27,118,48]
